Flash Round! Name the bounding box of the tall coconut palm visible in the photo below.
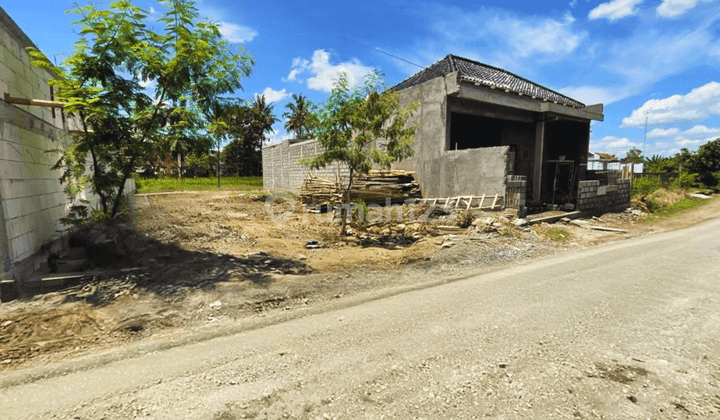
[283,94,318,139]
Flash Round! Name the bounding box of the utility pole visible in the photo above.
[642,111,648,160]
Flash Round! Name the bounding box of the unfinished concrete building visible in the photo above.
[390,55,604,207]
[264,55,630,214]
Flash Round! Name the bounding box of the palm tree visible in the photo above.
[283,94,318,139]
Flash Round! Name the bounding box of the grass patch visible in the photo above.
[135,176,263,194]
[534,225,571,242]
[643,196,713,221]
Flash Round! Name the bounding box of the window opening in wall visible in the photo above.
[449,112,502,150]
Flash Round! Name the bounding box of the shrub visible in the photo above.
[670,173,697,190]
[632,177,662,198]
[353,199,369,226]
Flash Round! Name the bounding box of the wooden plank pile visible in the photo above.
[300,170,421,206]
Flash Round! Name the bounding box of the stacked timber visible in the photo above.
[300,170,421,206]
[350,170,421,205]
[299,174,343,205]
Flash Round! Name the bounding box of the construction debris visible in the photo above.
[588,226,628,233]
[300,170,421,206]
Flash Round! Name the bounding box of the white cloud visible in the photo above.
[621,81,720,127]
[683,124,720,136]
[591,135,639,151]
[218,22,257,43]
[589,0,644,21]
[257,87,290,103]
[647,128,680,138]
[676,138,707,146]
[286,50,375,92]
[556,85,633,105]
[486,12,584,58]
[139,79,156,90]
[267,125,292,145]
[657,0,712,18]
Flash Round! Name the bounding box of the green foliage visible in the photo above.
[219,96,278,176]
[29,0,253,217]
[545,227,569,241]
[670,173,697,190]
[695,139,720,187]
[304,71,419,234]
[632,177,662,198]
[644,154,678,173]
[134,176,262,193]
[623,148,643,163]
[283,94,318,139]
[353,199,369,226]
[644,197,713,220]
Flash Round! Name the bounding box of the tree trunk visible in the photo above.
[177,153,182,181]
[217,145,221,188]
[341,167,353,235]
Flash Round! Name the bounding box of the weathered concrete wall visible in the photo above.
[262,139,351,193]
[577,179,631,214]
[0,7,134,282]
[394,73,509,198]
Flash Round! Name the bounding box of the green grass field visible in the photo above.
[135,176,264,194]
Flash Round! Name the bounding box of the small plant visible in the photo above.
[670,173,697,191]
[501,228,511,236]
[59,200,91,229]
[632,177,662,198]
[538,226,570,241]
[353,199,369,226]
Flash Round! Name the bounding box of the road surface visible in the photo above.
[1,215,719,419]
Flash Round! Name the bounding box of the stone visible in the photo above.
[440,241,455,249]
[513,218,529,227]
[209,300,222,310]
[472,217,494,226]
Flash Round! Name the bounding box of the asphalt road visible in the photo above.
[2,215,720,419]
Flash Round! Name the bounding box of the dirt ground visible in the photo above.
[0,192,718,374]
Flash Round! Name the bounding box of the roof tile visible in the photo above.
[392,55,585,108]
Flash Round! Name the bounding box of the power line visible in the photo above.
[374,48,424,69]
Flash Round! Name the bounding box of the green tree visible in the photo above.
[283,94,318,139]
[695,139,720,186]
[305,71,418,234]
[217,95,277,176]
[623,148,643,163]
[29,0,253,217]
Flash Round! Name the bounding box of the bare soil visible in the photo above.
[0,192,717,374]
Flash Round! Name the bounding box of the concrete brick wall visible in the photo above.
[505,175,527,209]
[577,179,630,214]
[394,73,509,198]
[0,7,134,280]
[262,139,351,193]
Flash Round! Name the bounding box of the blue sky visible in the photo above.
[4,0,720,157]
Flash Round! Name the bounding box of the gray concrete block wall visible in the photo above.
[394,73,509,198]
[262,139,351,193]
[577,179,630,213]
[0,8,134,281]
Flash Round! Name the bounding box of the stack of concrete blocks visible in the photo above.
[577,179,631,214]
[505,175,526,209]
[0,7,134,300]
[262,139,351,194]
